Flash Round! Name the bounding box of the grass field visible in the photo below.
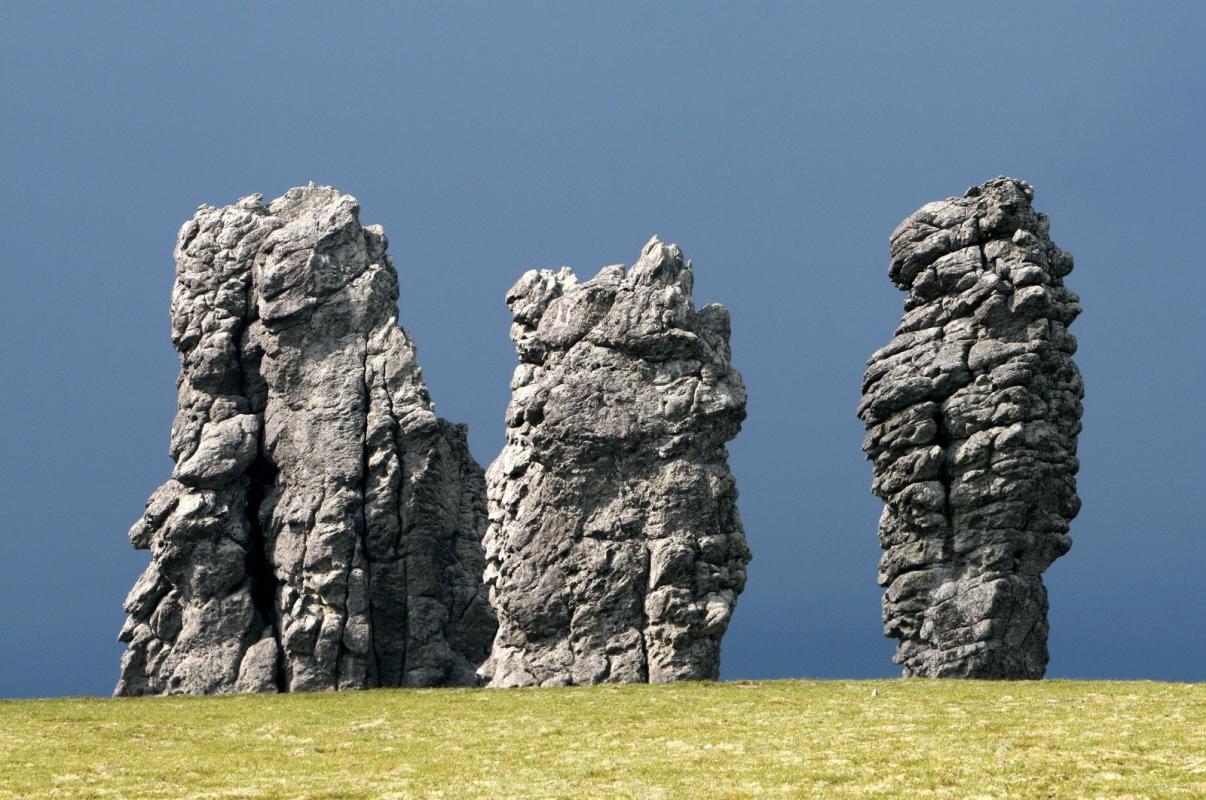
[0,680,1201,799]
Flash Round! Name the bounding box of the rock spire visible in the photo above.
[858,177,1083,678]
[117,186,496,695]
[481,237,751,687]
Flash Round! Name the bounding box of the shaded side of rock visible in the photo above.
[117,186,494,695]
[858,177,1083,678]
[481,237,750,687]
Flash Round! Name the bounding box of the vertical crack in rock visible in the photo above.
[481,237,751,687]
[117,186,496,695]
[858,177,1083,679]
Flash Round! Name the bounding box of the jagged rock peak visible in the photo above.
[117,185,496,696]
[859,177,1083,679]
[480,236,751,687]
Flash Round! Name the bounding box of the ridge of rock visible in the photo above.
[858,177,1083,678]
[480,237,751,687]
[117,186,496,695]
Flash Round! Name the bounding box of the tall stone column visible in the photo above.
[481,237,751,687]
[117,186,495,695]
[859,178,1083,678]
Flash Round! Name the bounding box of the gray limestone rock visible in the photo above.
[858,177,1083,678]
[117,186,495,695]
[481,237,750,687]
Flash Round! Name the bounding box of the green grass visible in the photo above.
[1,680,1201,799]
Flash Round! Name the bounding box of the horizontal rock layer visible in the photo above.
[859,177,1083,678]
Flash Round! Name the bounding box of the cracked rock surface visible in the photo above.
[858,177,1083,678]
[481,237,750,687]
[117,186,495,695]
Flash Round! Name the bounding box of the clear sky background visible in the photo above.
[1,3,1203,698]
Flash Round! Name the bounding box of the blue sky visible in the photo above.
[1,2,1203,697]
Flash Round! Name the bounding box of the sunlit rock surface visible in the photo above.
[117,186,495,695]
[859,177,1083,678]
[481,237,751,687]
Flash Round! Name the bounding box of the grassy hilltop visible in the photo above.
[1,680,1201,799]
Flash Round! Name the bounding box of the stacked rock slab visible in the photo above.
[481,237,750,687]
[117,186,496,695]
[858,178,1083,678]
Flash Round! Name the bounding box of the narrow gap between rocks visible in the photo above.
[244,452,285,692]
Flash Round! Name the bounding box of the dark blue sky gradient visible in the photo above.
[2,3,1203,697]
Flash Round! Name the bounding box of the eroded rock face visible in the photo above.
[481,237,750,687]
[117,186,495,695]
[858,177,1083,678]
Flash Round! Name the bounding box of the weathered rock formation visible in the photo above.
[117,186,496,695]
[858,177,1083,678]
[481,237,750,687]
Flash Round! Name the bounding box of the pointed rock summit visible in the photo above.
[481,237,751,687]
[859,177,1083,678]
[117,186,496,695]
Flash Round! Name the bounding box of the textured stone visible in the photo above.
[480,237,750,687]
[117,186,495,695]
[858,177,1083,679]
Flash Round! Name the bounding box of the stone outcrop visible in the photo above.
[117,186,496,695]
[481,237,750,687]
[858,177,1083,678]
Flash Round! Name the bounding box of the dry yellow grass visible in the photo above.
[0,680,1202,799]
